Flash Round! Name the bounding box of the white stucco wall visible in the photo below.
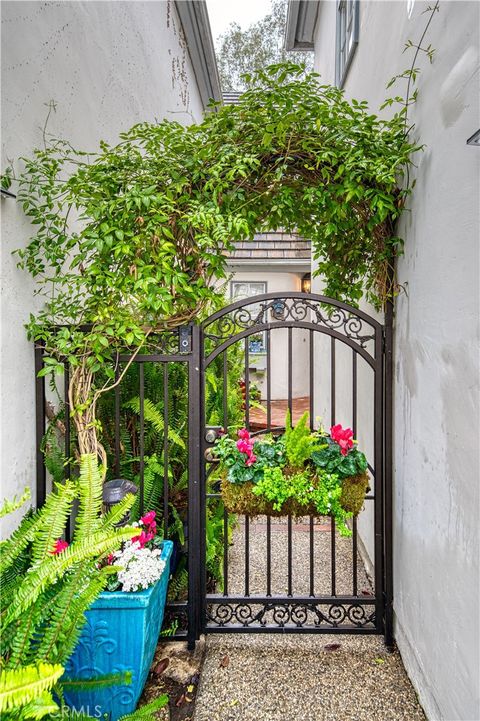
[0,0,207,535]
[224,270,310,400]
[312,2,479,720]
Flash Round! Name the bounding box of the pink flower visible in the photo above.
[51,539,69,555]
[140,510,156,526]
[330,424,354,456]
[132,529,155,548]
[107,553,115,565]
[238,429,250,441]
[245,454,257,466]
[236,439,253,454]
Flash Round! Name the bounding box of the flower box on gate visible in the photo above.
[63,540,173,721]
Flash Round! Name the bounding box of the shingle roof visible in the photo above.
[225,231,311,261]
[222,92,242,105]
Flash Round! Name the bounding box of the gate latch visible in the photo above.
[178,325,192,353]
[205,426,222,444]
[204,426,223,463]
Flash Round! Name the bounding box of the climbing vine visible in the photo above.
[6,63,420,467]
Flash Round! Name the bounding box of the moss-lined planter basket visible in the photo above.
[221,473,369,518]
[340,473,370,515]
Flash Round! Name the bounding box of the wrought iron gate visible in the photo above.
[34,292,392,650]
[193,292,393,647]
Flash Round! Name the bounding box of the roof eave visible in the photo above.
[175,0,222,109]
[285,0,320,51]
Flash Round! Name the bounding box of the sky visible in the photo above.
[205,0,272,44]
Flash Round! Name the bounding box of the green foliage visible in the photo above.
[124,397,185,449]
[0,455,137,713]
[0,663,63,716]
[214,433,285,485]
[118,695,168,721]
[284,410,320,469]
[93,343,244,594]
[252,467,352,536]
[216,0,313,91]
[0,488,31,519]
[11,64,418,387]
[311,438,368,479]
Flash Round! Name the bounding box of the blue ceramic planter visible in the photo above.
[64,540,173,721]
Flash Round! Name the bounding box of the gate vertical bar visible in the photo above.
[64,365,72,542]
[114,363,121,476]
[139,363,145,517]
[34,342,46,508]
[374,326,385,635]
[163,363,170,538]
[384,299,394,647]
[188,324,202,649]
[222,350,229,596]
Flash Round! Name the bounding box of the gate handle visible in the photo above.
[204,448,220,463]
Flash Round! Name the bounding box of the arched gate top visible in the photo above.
[202,292,383,365]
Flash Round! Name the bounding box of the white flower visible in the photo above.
[114,540,166,593]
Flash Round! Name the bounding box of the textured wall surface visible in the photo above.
[312,2,479,719]
[0,0,205,535]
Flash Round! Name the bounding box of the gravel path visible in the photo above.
[194,517,426,721]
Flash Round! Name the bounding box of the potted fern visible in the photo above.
[214,413,370,537]
[63,511,173,721]
[0,458,165,720]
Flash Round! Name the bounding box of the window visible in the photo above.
[335,0,359,87]
[230,281,267,354]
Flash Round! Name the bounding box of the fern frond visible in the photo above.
[30,480,76,565]
[61,670,132,690]
[41,419,67,487]
[125,397,185,448]
[130,455,163,521]
[14,690,59,719]
[6,591,51,668]
[73,454,103,542]
[167,567,188,602]
[0,663,63,712]
[37,565,118,665]
[100,493,135,531]
[284,411,318,468]
[0,480,74,574]
[0,488,31,518]
[118,695,169,721]
[1,547,31,613]
[4,527,136,626]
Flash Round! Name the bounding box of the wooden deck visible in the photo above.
[249,396,310,431]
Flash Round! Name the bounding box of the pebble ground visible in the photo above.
[193,517,426,721]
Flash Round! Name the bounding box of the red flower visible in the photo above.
[237,428,250,441]
[51,539,69,555]
[132,529,155,548]
[107,553,115,565]
[245,453,257,467]
[330,424,354,456]
[236,439,253,454]
[140,510,156,526]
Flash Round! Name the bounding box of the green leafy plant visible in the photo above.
[216,0,313,91]
[284,410,321,469]
[214,432,285,485]
[216,415,370,532]
[0,663,63,718]
[251,466,351,536]
[0,456,138,719]
[311,438,368,479]
[8,63,419,472]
